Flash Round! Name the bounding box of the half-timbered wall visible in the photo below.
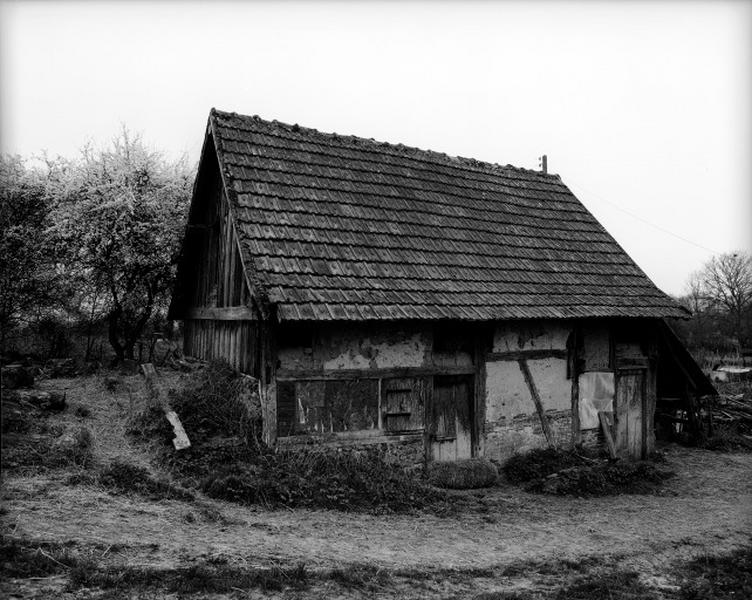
[484,320,574,460]
[483,318,657,462]
[271,318,658,463]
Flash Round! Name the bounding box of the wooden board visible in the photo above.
[430,375,474,462]
[598,411,617,459]
[614,369,646,459]
[382,377,427,432]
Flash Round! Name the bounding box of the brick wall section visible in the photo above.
[579,428,603,450]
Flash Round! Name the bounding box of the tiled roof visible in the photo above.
[209,108,688,322]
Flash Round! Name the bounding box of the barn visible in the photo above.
[168,108,713,464]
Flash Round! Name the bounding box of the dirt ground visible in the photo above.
[2,373,751,598]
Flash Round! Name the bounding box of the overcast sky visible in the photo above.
[1,0,750,296]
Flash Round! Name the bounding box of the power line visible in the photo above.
[565,178,721,255]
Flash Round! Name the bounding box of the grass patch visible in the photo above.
[473,592,540,600]
[0,537,96,578]
[73,404,92,419]
[499,555,605,578]
[69,562,310,593]
[554,569,661,599]
[503,448,674,496]
[97,460,195,502]
[677,545,752,599]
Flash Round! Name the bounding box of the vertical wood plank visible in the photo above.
[628,372,643,458]
[216,200,223,306]
[228,226,238,304]
[614,373,628,457]
[222,202,231,307]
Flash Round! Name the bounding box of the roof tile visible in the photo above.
[208,109,687,321]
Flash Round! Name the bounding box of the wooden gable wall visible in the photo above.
[178,136,259,375]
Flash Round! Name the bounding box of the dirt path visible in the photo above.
[3,446,750,573]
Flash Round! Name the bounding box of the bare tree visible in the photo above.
[698,252,752,348]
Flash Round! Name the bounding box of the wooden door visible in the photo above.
[614,369,646,459]
[430,375,474,462]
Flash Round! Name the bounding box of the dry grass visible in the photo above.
[37,373,161,470]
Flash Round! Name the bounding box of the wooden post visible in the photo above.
[518,358,555,447]
[598,411,617,459]
[473,326,488,458]
[684,383,700,439]
[259,314,278,446]
[569,324,581,445]
[644,330,658,457]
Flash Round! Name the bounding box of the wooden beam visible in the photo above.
[278,430,424,446]
[276,365,475,382]
[140,363,191,450]
[185,306,256,321]
[569,324,581,444]
[616,357,650,369]
[598,411,617,459]
[473,328,488,458]
[517,358,555,447]
[487,349,567,361]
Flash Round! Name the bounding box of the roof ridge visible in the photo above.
[210,108,560,182]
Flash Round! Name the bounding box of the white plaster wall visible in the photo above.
[492,320,570,352]
[486,357,570,421]
[370,333,427,369]
[320,325,430,371]
[278,347,315,370]
[486,360,529,421]
[529,358,570,411]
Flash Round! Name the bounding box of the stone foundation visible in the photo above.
[277,433,425,467]
[483,409,573,462]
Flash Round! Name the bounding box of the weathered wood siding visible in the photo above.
[184,319,257,374]
[178,136,258,375]
[273,322,485,464]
